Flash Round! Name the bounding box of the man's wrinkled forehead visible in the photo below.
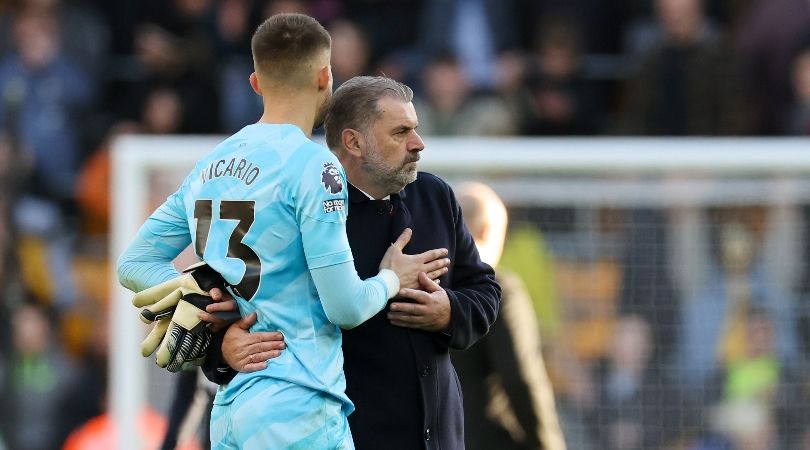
[373,96,418,128]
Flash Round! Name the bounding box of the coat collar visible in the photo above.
[348,182,409,204]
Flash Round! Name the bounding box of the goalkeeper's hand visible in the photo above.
[133,262,240,372]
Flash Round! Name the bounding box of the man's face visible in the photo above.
[360,96,424,194]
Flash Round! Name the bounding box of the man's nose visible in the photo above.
[408,132,425,152]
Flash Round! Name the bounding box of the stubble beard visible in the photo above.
[361,135,418,195]
[313,90,331,129]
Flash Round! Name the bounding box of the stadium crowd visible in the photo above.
[0,0,810,449]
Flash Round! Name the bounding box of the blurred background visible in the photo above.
[1,0,810,449]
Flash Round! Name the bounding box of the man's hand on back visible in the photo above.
[222,312,287,372]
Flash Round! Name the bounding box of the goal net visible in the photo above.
[111,135,810,450]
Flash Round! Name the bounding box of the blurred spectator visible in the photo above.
[452,181,566,450]
[0,0,110,78]
[678,220,800,388]
[209,0,263,132]
[329,18,371,86]
[216,55,261,133]
[611,208,683,447]
[786,41,810,135]
[120,0,218,134]
[622,0,722,57]
[414,53,517,135]
[343,0,423,64]
[209,0,260,57]
[140,86,184,134]
[420,0,520,90]
[510,15,600,135]
[713,307,807,450]
[618,209,678,365]
[737,0,810,134]
[55,307,109,444]
[517,0,629,55]
[618,0,748,135]
[0,11,95,206]
[0,302,78,450]
[587,315,678,450]
[0,11,94,309]
[140,0,215,63]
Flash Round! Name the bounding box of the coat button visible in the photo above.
[425,428,431,441]
[420,365,430,377]
[376,206,386,215]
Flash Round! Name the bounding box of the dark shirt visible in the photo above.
[204,172,501,450]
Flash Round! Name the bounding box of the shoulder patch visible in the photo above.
[323,199,345,213]
[321,162,344,195]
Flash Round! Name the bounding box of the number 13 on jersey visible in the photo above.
[194,199,261,301]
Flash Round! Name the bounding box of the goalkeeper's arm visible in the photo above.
[310,262,398,329]
[117,241,180,294]
[117,189,190,293]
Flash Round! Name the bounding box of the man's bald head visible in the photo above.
[456,182,508,267]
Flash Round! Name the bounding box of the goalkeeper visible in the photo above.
[117,13,450,450]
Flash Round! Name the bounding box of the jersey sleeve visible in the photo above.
[295,150,353,269]
[310,261,398,329]
[117,186,192,293]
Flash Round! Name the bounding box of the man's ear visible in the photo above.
[341,129,364,157]
[476,222,490,245]
[249,72,262,95]
[317,65,331,91]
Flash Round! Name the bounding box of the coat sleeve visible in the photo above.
[201,329,238,385]
[439,187,501,350]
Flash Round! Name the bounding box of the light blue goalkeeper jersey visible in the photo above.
[124,123,365,413]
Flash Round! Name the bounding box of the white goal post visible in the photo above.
[110,135,810,450]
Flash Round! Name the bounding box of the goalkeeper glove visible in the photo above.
[133,262,239,372]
